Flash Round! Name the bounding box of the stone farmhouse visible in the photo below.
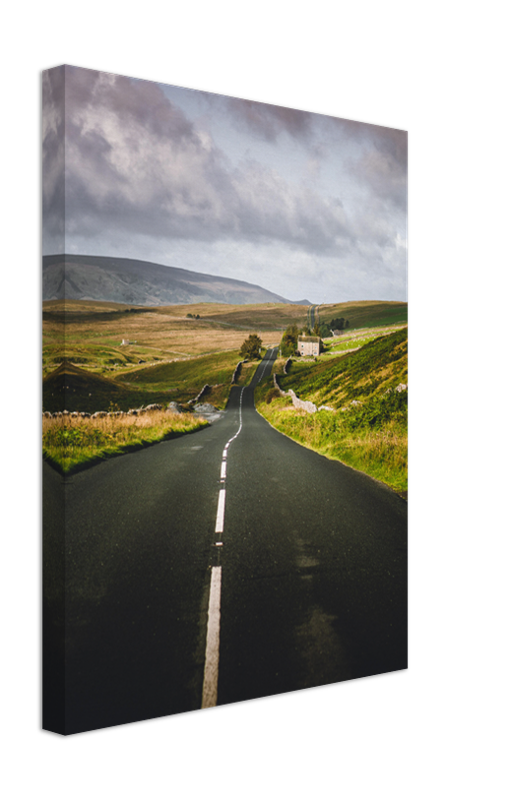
[297,335,320,357]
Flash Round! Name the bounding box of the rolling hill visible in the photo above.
[256,327,408,493]
[42,254,296,306]
[43,360,140,413]
[278,326,408,408]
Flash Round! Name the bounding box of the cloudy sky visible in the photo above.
[42,65,407,304]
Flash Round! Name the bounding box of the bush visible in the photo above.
[280,324,299,356]
[240,333,262,359]
[265,387,280,404]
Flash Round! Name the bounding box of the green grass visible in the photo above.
[42,299,408,483]
[282,327,408,408]
[317,301,407,330]
[43,361,178,413]
[119,350,243,408]
[42,411,208,474]
[43,350,247,413]
[123,350,238,386]
[257,393,407,494]
[255,327,408,494]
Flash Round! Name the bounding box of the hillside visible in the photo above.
[256,327,408,493]
[43,254,296,306]
[43,349,247,413]
[281,327,408,408]
[43,361,178,413]
[42,299,308,377]
[317,300,407,329]
[42,306,408,490]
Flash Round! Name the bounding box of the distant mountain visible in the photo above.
[42,254,298,306]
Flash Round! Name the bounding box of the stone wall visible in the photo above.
[271,373,408,415]
[272,374,317,413]
[190,384,211,406]
[43,403,176,419]
[42,358,248,419]
[231,359,248,384]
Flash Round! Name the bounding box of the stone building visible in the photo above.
[297,335,320,357]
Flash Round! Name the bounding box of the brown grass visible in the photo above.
[42,409,207,473]
[42,301,286,376]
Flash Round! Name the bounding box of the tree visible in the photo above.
[329,317,349,331]
[240,333,263,360]
[280,324,299,357]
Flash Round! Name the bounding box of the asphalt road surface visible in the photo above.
[43,348,407,735]
[308,304,318,329]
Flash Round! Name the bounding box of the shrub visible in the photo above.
[265,387,280,404]
[240,333,262,359]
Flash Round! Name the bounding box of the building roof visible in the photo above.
[298,335,320,343]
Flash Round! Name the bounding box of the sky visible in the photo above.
[42,65,407,304]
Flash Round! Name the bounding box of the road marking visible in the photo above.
[257,347,276,382]
[201,566,222,709]
[200,354,275,709]
[215,488,226,533]
[201,380,261,707]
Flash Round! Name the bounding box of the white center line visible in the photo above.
[215,488,226,533]
[200,380,260,708]
[201,566,222,709]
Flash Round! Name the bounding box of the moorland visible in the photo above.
[43,298,408,490]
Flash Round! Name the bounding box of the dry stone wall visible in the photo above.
[44,354,260,419]
[43,403,180,419]
[272,373,408,416]
[231,359,248,384]
[272,373,317,413]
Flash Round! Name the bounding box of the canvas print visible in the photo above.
[42,66,408,735]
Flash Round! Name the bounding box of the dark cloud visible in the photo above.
[43,66,357,257]
[65,66,196,143]
[42,67,407,303]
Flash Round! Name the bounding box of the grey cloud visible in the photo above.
[65,66,196,144]
[225,97,314,142]
[42,66,66,250]
[44,67,360,258]
[229,159,355,254]
[42,67,406,304]
[344,122,407,209]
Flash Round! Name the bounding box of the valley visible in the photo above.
[42,297,407,491]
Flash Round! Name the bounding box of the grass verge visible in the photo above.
[43,410,208,474]
[256,392,407,495]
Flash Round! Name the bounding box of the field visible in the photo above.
[43,298,408,487]
[316,300,408,329]
[42,298,293,469]
[42,299,294,412]
[42,299,301,377]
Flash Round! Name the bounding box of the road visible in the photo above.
[43,348,407,734]
[308,304,318,329]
